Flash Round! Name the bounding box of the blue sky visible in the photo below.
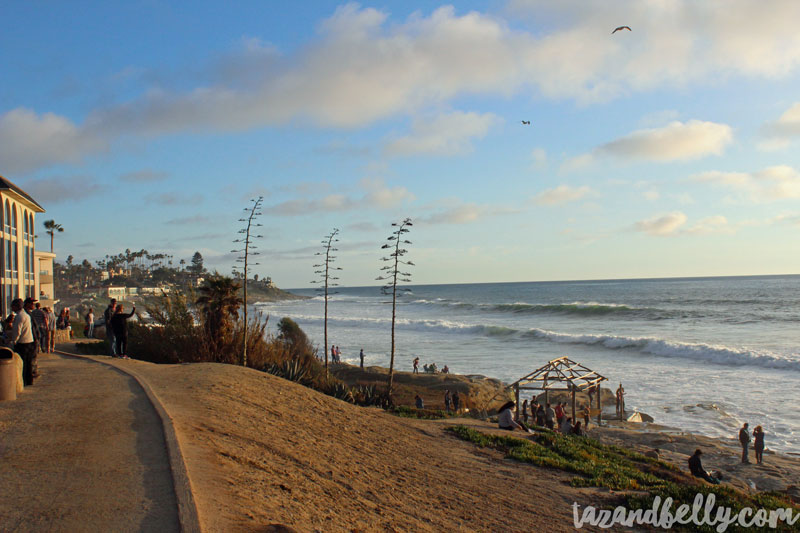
[2,1,800,287]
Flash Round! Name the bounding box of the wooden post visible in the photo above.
[596,384,602,425]
[571,383,576,424]
[514,384,520,421]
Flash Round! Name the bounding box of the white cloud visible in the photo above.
[634,211,687,236]
[265,178,414,216]
[597,120,732,161]
[532,185,593,206]
[417,202,519,225]
[0,108,106,174]
[19,175,107,204]
[530,147,547,169]
[634,211,735,236]
[11,2,800,172]
[692,165,800,202]
[685,215,733,235]
[762,102,800,142]
[384,111,500,156]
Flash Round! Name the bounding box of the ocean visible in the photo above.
[255,275,800,454]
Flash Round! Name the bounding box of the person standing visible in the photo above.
[555,402,564,429]
[616,383,625,418]
[545,403,556,430]
[46,306,56,352]
[31,302,48,352]
[444,390,452,412]
[359,348,365,369]
[753,426,765,464]
[452,391,460,413]
[86,308,95,338]
[536,403,546,427]
[582,404,591,430]
[110,304,136,359]
[521,399,529,424]
[10,299,36,386]
[104,299,117,356]
[739,422,751,464]
[23,298,41,378]
[412,357,419,374]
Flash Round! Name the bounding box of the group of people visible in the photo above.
[443,389,460,412]
[497,400,586,436]
[412,357,449,374]
[1,297,59,386]
[329,344,342,363]
[103,298,136,359]
[684,422,768,486]
[518,398,592,435]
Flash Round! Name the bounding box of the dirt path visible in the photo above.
[0,352,180,532]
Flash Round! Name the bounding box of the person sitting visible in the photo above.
[414,395,424,409]
[688,449,720,484]
[442,365,449,374]
[428,362,438,373]
[497,401,524,431]
[570,421,584,436]
[560,416,573,434]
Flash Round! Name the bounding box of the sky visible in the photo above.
[2,0,800,288]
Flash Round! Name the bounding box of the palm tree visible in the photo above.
[43,220,64,253]
[195,273,243,349]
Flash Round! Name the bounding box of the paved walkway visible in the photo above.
[0,351,181,532]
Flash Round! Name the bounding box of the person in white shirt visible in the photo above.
[11,298,36,386]
[498,401,525,431]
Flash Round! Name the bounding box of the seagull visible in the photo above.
[521,120,531,125]
[612,26,631,34]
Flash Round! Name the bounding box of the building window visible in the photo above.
[3,201,9,235]
[23,211,28,240]
[11,204,17,237]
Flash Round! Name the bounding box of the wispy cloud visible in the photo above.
[532,185,593,206]
[692,165,800,202]
[634,211,733,236]
[120,169,169,183]
[20,175,107,204]
[265,178,414,216]
[597,120,732,162]
[167,214,213,225]
[762,102,800,142]
[145,192,203,205]
[384,111,500,157]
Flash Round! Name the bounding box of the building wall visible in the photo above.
[0,192,44,317]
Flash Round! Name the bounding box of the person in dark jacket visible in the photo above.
[753,426,765,464]
[739,423,751,464]
[688,449,720,484]
[110,304,136,359]
[104,299,117,357]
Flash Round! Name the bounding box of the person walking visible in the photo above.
[753,426,765,464]
[104,299,117,357]
[359,348,365,369]
[739,423,751,464]
[86,308,95,338]
[412,357,419,374]
[10,299,36,386]
[110,304,136,359]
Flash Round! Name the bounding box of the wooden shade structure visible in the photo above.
[511,356,608,425]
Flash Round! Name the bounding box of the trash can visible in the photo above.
[0,348,17,401]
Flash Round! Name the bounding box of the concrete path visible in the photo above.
[0,352,181,532]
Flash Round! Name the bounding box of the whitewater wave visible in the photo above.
[519,328,800,372]
[406,298,681,318]
[273,312,799,372]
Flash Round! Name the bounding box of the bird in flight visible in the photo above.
[521,120,531,125]
[612,26,631,34]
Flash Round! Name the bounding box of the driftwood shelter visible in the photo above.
[511,356,608,425]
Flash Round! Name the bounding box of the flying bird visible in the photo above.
[521,120,531,125]
[612,26,631,34]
